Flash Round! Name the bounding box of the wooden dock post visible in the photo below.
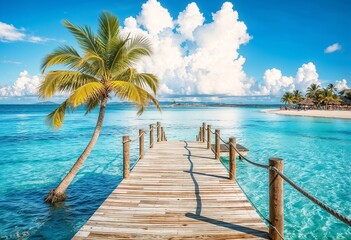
[229,137,236,180]
[215,129,220,159]
[149,124,154,148]
[123,136,130,179]
[202,122,206,143]
[207,125,211,149]
[161,127,165,141]
[269,158,284,240]
[157,121,161,142]
[199,127,203,142]
[139,129,144,159]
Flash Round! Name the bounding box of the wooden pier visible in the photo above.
[74,140,268,239]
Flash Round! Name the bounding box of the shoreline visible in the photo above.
[262,109,351,120]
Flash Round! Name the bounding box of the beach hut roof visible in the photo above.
[330,100,341,105]
[298,98,315,105]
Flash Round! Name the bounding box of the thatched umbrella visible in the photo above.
[330,100,341,105]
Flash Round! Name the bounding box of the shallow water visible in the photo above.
[0,104,350,239]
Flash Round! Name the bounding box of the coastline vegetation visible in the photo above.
[39,12,160,203]
[281,83,351,109]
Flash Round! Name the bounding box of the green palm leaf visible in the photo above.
[67,82,106,107]
[38,70,97,98]
[117,68,158,95]
[63,20,101,55]
[98,12,120,55]
[108,80,160,113]
[46,100,70,128]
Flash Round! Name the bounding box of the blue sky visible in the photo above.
[0,0,350,102]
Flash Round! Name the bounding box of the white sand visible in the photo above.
[262,109,351,119]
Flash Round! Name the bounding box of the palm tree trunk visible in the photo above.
[45,97,108,203]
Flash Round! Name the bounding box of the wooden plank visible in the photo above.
[73,141,268,239]
[211,143,249,156]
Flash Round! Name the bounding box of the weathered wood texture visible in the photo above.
[74,141,268,239]
[211,143,249,157]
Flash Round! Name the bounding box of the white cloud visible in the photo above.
[177,2,204,40]
[28,36,46,43]
[123,1,253,97]
[295,62,319,90]
[324,43,342,53]
[0,71,41,97]
[136,0,173,35]
[255,62,320,96]
[1,60,22,65]
[0,21,63,43]
[0,22,25,41]
[257,68,294,96]
[335,79,349,91]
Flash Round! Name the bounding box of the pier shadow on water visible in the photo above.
[0,173,121,240]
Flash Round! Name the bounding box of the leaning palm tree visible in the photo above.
[39,12,160,203]
[292,90,303,104]
[281,92,294,105]
[306,83,321,101]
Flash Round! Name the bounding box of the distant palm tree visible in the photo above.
[281,92,294,105]
[318,89,339,109]
[292,90,303,104]
[306,83,321,101]
[39,12,160,203]
[327,83,337,94]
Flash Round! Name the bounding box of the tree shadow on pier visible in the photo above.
[185,212,268,238]
[183,141,268,239]
[182,154,214,160]
[184,141,202,215]
[183,170,228,180]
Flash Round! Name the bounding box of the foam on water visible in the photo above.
[0,104,350,239]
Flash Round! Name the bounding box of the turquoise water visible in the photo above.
[0,104,350,239]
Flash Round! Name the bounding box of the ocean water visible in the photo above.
[0,104,350,239]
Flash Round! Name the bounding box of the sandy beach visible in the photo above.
[263,109,351,119]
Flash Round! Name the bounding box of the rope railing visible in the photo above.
[229,140,351,226]
[229,142,270,169]
[197,122,351,240]
[272,166,351,226]
[123,131,145,143]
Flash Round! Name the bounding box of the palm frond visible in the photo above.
[109,35,151,75]
[97,12,120,54]
[63,20,101,55]
[133,73,158,95]
[46,100,70,128]
[116,68,158,95]
[108,34,130,73]
[41,46,83,73]
[124,35,152,66]
[108,80,160,114]
[78,52,106,77]
[67,82,106,107]
[85,98,100,115]
[38,70,97,98]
